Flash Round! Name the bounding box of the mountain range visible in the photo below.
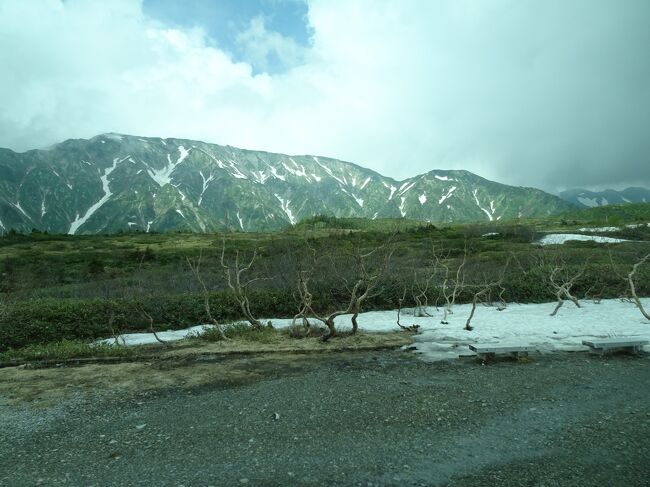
[0,133,575,234]
[559,187,650,208]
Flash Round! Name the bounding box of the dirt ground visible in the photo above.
[1,348,649,486]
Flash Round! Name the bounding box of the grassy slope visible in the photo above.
[1,203,649,350]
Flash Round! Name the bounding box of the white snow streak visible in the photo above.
[382,181,398,200]
[438,186,457,205]
[176,209,185,219]
[537,234,629,245]
[274,194,297,225]
[266,163,286,181]
[472,189,494,221]
[147,146,191,187]
[577,196,599,208]
[228,160,247,179]
[198,170,215,206]
[236,211,244,230]
[418,194,427,205]
[360,177,371,190]
[68,156,128,234]
[434,174,454,181]
[251,170,270,185]
[283,158,308,178]
[313,157,345,185]
[13,202,30,219]
[399,181,416,195]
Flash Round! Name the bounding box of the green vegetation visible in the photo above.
[0,339,134,363]
[1,204,649,352]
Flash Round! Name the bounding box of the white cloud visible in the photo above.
[235,15,308,72]
[0,0,648,191]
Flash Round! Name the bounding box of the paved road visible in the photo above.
[2,351,650,486]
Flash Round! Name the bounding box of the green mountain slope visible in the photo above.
[0,133,575,234]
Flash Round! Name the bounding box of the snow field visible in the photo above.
[98,299,650,362]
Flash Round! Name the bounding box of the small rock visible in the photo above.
[135,424,147,430]
[272,413,280,421]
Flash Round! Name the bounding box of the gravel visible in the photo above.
[1,351,649,486]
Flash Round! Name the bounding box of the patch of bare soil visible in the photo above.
[0,332,412,405]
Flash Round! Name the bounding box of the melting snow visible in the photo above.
[147,146,191,187]
[382,181,398,200]
[418,194,427,205]
[313,157,345,185]
[236,211,244,230]
[13,202,30,219]
[399,181,416,195]
[266,164,286,182]
[434,174,454,181]
[41,198,46,217]
[577,196,599,208]
[68,156,128,234]
[311,173,322,182]
[537,234,629,245]
[251,170,270,185]
[198,171,215,206]
[283,158,308,178]
[472,189,495,221]
[176,209,185,219]
[227,160,247,179]
[146,221,153,233]
[275,194,297,225]
[438,186,457,205]
[360,177,371,190]
[98,299,650,361]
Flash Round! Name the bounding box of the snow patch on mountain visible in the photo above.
[198,171,215,206]
[419,194,427,205]
[360,177,371,190]
[313,157,345,185]
[283,159,307,178]
[434,174,454,181]
[399,196,407,217]
[472,189,496,221]
[382,181,398,200]
[147,146,191,187]
[227,160,247,179]
[438,186,457,205]
[266,163,286,182]
[577,196,599,208]
[68,156,128,235]
[274,194,296,225]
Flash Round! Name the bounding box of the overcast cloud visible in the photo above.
[0,0,648,192]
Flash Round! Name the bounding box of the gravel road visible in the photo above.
[2,351,649,486]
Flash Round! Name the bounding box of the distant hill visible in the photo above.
[560,187,650,208]
[0,133,574,234]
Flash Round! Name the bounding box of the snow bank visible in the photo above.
[98,299,650,362]
[537,234,628,245]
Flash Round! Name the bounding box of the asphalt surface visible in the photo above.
[2,351,650,486]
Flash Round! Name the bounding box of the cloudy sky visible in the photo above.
[0,0,648,192]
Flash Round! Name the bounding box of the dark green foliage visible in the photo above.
[1,205,649,350]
